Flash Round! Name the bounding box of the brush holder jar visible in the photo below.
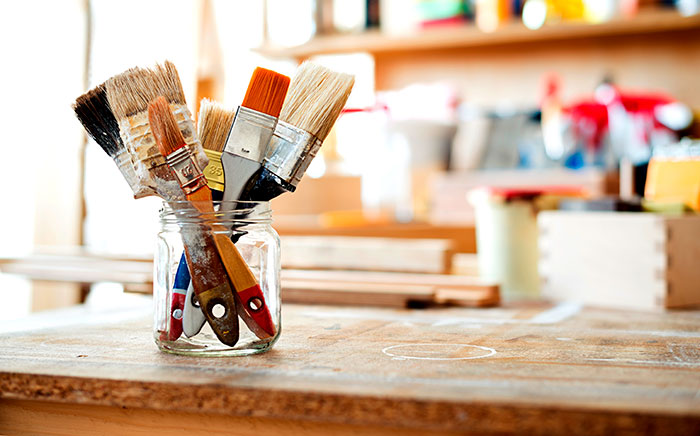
[154,201,281,356]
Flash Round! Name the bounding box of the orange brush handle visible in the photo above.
[189,185,276,339]
[212,233,276,338]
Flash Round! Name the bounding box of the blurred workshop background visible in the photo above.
[1,0,699,318]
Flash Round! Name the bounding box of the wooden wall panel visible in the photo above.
[375,29,700,108]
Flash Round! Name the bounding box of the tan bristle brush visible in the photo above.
[220,67,290,205]
[238,62,355,202]
[150,97,277,340]
[198,98,236,199]
[106,61,208,199]
[73,83,142,197]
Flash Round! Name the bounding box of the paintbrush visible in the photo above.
[199,98,236,201]
[179,98,236,338]
[106,61,208,199]
[72,83,143,197]
[137,93,238,346]
[238,62,354,203]
[150,97,277,340]
[220,67,290,205]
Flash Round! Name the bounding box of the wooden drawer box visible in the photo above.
[538,212,700,310]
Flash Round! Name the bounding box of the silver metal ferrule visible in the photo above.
[262,120,322,188]
[223,106,277,164]
[165,145,207,195]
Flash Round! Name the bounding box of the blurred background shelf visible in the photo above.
[257,9,700,58]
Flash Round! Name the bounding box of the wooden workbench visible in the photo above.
[1,300,699,435]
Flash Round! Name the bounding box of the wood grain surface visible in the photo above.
[1,301,699,435]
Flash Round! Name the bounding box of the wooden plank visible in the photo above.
[282,277,498,307]
[281,269,497,290]
[256,8,700,58]
[0,254,153,286]
[275,222,477,254]
[281,236,453,273]
[1,303,700,434]
[0,399,460,436]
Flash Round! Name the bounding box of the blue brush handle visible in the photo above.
[173,253,191,291]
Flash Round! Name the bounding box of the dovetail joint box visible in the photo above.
[538,212,700,311]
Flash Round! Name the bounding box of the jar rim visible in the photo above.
[159,200,272,225]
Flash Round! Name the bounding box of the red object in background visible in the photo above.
[559,88,676,153]
[486,186,586,201]
[564,101,609,152]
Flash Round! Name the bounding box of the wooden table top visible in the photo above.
[1,299,699,434]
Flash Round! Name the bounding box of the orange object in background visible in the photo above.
[475,0,511,32]
[645,157,700,211]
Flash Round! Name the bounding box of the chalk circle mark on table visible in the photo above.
[382,343,497,361]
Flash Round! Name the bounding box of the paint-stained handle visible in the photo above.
[180,228,240,346]
[213,232,276,338]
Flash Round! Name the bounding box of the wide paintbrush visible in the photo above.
[238,62,354,203]
[106,61,208,200]
[73,83,141,196]
[220,67,289,205]
[150,97,276,340]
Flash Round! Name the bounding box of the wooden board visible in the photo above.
[281,236,453,273]
[280,269,499,307]
[1,301,700,434]
[275,221,477,254]
[256,9,700,58]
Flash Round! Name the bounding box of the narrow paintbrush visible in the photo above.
[106,61,208,199]
[239,62,354,202]
[150,97,277,340]
[180,98,236,338]
[220,67,290,205]
[199,98,236,201]
[73,83,142,197]
[148,96,240,346]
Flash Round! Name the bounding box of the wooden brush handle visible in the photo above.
[212,233,276,339]
[149,151,239,345]
[188,185,276,339]
[180,228,240,346]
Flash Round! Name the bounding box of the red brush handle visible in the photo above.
[168,288,186,340]
[238,284,276,338]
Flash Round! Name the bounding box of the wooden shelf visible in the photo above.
[256,9,700,58]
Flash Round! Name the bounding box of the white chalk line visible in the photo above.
[382,343,497,361]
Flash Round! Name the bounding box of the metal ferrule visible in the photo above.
[165,145,207,195]
[223,106,277,164]
[262,120,322,188]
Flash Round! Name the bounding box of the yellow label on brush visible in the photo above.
[203,149,224,192]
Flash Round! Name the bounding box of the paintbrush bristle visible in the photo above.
[279,62,355,142]
[73,83,124,157]
[241,67,290,117]
[106,61,186,119]
[149,96,187,158]
[197,98,236,153]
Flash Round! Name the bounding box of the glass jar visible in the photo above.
[154,201,281,356]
